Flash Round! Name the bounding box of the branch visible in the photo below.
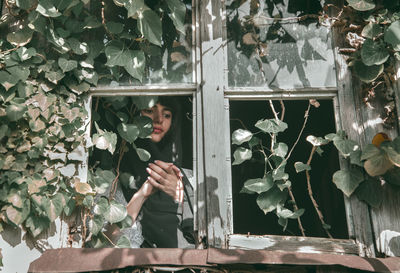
[288,189,306,236]
[305,146,333,238]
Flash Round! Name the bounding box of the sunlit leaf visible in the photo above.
[353,60,383,83]
[232,129,253,145]
[136,148,151,162]
[7,26,33,46]
[75,182,93,195]
[384,20,400,51]
[332,168,364,197]
[294,162,311,173]
[36,0,62,17]
[243,175,274,194]
[361,39,389,66]
[346,0,375,11]
[117,123,140,144]
[307,135,330,146]
[362,22,382,39]
[6,206,23,226]
[166,0,186,34]
[364,150,393,177]
[89,215,104,236]
[124,50,145,82]
[232,147,252,165]
[58,58,78,73]
[6,103,27,122]
[105,200,127,224]
[138,9,162,46]
[255,119,288,134]
[273,142,288,158]
[256,186,287,214]
[277,208,305,219]
[333,138,359,158]
[117,235,132,248]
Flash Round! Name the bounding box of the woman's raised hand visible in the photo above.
[146,160,184,203]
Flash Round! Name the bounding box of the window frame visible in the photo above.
[198,0,362,254]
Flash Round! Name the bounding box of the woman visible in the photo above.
[112,97,194,248]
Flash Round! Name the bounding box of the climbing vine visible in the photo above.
[0,0,399,260]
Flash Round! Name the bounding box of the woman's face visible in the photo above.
[141,103,172,143]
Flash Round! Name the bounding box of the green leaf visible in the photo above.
[105,200,127,224]
[363,149,393,177]
[361,144,381,160]
[232,147,252,165]
[83,16,102,29]
[7,26,33,46]
[131,96,157,110]
[46,193,64,221]
[273,142,288,158]
[124,50,146,82]
[333,138,359,158]
[381,137,400,167]
[332,168,364,197]
[17,47,37,61]
[166,0,186,34]
[0,71,19,90]
[256,186,287,214]
[67,38,88,55]
[89,214,104,236]
[5,206,23,226]
[58,58,78,73]
[353,60,383,83]
[361,39,389,66]
[7,66,30,82]
[306,135,330,146]
[93,169,115,194]
[136,148,151,162]
[255,119,288,134]
[105,41,127,67]
[356,178,383,208]
[116,235,132,248]
[277,208,305,219]
[232,129,253,145]
[45,70,64,84]
[94,197,109,215]
[92,131,117,154]
[36,0,62,17]
[294,162,311,173]
[362,22,382,39]
[16,0,36,10]
[383,167,400,186]
[134,116,153,138]
[0,125,8,141]
[117,123,140,144]
[384,20,400,51]
[346,0,375,11]
[106,21,124,34]
[243,175,274,194]
[138,9,162,46]
[25,215,49,237]
[6,103,27,121]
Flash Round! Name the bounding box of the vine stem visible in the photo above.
[306,146,333,238]
[109,139,126,200]
[101,231,117,247]
[286,102,311,161]
[288,189,306,236]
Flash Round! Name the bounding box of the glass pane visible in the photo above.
[230,100,348,238]
[90,0,193,87]
[226,0,336,88]
[89,95,194,248]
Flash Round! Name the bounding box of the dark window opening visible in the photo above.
[230,100,348,239]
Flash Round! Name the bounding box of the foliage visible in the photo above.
[0,0,189,248]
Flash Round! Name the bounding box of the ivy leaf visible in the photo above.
[0,71,19,90]
[138,9,162,46]
[360,144,381,160]
[166,0,186,34]
[67,38,89,55]
[333,138,360,158]
[243,175,274,194]
[131,96,157,110]
[93,169,115,194]
[256,186,287,214]
[134,116,153,138]
[7,26,33,46]
[381,138,400,167]
[232,147,252,165]
[306,135,330,146]
[25,215,49,237]
[58,58,78,73]
[117,123,140,144]
[89,215,104,236]
[45,70,64,84]
[383,167,400,186]
[353,60,383,83]
[294,162,311,173]
[75,182,94,195]
[17,47,37,61]
[361,39,389,66]
[116,235,132,248]
[364,149,393,177]
[105,200,127,224]
[93,131,117,154]
[6,103,27,121]
[7,66,30,82]
[356,178,383,208]
[362,22,382,39]
[346,0,375,11]
[255,119,288,134]
[106,21,124,34]
[94,197,109,215]
[124,50,146,82]
[277,208,305,219]
[123,0,146,18]
[384,20,400,51]
[5,206,23,226]
[16,0,36,10]
[136,148,151,162]
[105,41,127,67]
[36,0,62,17]
[232,129,253,145]
[46,193,64,221]
[273,142,288,158]
[332,168,364,197]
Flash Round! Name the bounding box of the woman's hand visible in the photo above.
[146,160,184,203]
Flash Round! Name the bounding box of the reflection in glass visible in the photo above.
[90,0,193,87]
[226,0,336,88]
